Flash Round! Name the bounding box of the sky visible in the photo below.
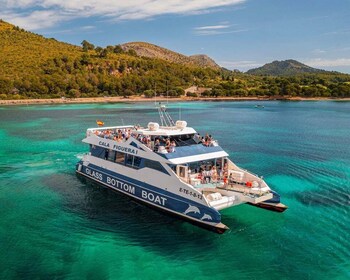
[1,0,350,73]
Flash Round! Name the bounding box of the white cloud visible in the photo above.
[194,25,230,30]
[0,0,246,30]
[1,10,68,30]
[81,25,95,30]
[304,58,350,67]
[194,29,247,36]
[193,24,247,36]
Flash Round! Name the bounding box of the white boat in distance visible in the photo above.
[76,105,287,233]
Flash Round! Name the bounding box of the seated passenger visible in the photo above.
[158,146,168,153]
[165,139,171,152]
[169,140,176,153]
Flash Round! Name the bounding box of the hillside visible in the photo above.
[121,42,220,69]
[1,20,350,99]
[189,54,219,69]
[246,59,329,76]
[0,20,80,80]
[0,20,221,99]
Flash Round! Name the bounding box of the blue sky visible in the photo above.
[1,0,350,73]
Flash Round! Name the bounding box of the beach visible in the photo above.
[1,96,349,106]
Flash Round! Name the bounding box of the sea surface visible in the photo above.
[0,101,349,280]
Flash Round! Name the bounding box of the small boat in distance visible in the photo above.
[76,104,287,233]
[255,104,265,108]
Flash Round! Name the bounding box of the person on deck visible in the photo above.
[211,166,218,182]
[169,140,176,153]
[154,139,160,152]
[165,139,171,152]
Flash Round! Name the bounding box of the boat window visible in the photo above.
[133,156,142,168]
[179,166,186,178]
[107,150,116,162]
[125,154,141,169]
[125,154,133,166]
[90,145,106,159]
[115,152,125,165]
[144,159,169,175]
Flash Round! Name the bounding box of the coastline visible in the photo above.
[0,96,349,106]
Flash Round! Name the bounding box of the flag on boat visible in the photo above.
[96,120,104,126]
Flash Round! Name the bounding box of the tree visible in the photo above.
[0,78,13,94]
[80,54,91,66]
[95,46,103,53]
[81,40,95,52]
[99,49,108,58]
[127,49,137,56]
[143,89,155,98]
[68,89,81,98]
[175,87,185,96]
[123,89,134,97]
[114,45,124,54]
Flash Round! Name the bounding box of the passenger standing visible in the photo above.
[165,139,171,152]
[211,166,218,182]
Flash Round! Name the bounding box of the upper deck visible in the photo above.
[85,121,228,164]
[134,121,197,137]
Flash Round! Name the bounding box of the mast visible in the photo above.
[157,103,175,127]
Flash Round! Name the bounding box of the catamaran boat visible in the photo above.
[76,105,287,233]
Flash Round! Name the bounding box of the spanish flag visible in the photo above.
[96,120,104,127]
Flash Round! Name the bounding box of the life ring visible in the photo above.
[245,181,253,188]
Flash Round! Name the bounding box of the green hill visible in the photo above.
[246,59,331,76]
[0,20,80,79]
[0,20,220,98]
[0,19,350,99]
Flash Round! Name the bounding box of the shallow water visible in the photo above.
[0,101,349,279]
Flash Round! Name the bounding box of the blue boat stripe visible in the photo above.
[76,161,221,223]
[88,163,206,208]
[76,170,220,226]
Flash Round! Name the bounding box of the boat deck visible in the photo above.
[190,178,273,208]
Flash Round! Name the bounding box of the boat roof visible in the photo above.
[164,146,228,164]
[134,126,196,136]
[87,125,197,137]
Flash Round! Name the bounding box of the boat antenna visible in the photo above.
[166,80,169,105]
[154,82,157,106]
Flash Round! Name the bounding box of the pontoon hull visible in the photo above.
[247,201,288,212]
[76,162,228,233]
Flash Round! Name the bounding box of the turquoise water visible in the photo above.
[0,101,349,279]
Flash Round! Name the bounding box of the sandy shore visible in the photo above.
[0,96,349,106]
